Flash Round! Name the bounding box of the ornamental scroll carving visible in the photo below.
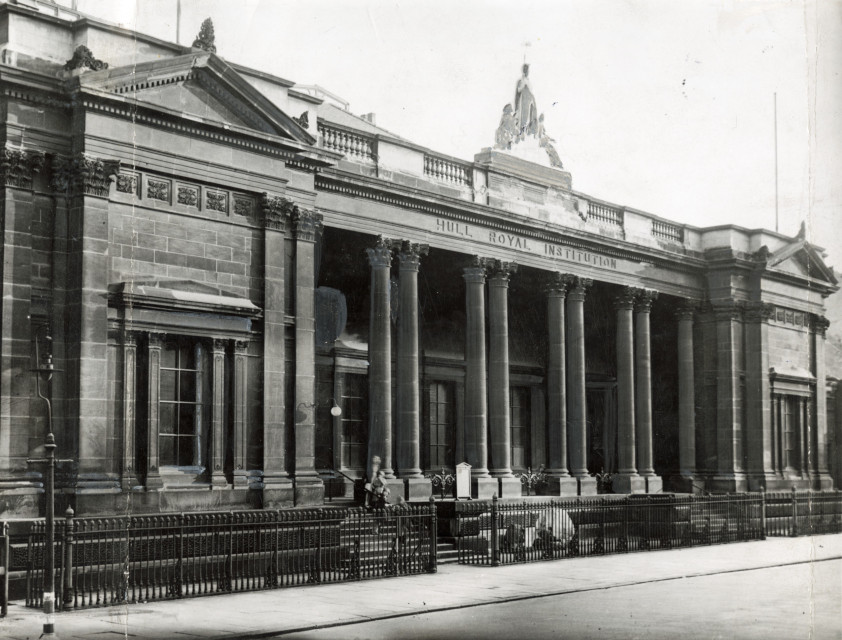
[1,145,45,189]
[260,192,295,230]
[64,45,109,72]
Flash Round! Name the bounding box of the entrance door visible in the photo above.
[586,386,617,474]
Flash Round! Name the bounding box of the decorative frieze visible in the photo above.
[206,190,228,213]
[233,195,254,218]
[115,172,139,195]
[146,178,170,202]
[1,145,45,189]
[177,184,199,207]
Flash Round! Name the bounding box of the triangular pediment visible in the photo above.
[75,52,315,145]
[766,238,838,286]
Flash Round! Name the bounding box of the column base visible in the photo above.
[120,473,141,492]
[472,476,498,499]
[747,473,780,492]
[545,476,580,496]
[498,476,522,499]
[577,476,598,496]
[262,480,294,509]
[294,477,324,506]
[707,474,749,493]
[0,486,42,517]
[613,473,646,494]
[812,473,835,491]
[644,475,663,494]
[210,471,229,489]
[667,475,704,494]
[232,470,249,488]
[382,478,405,504]
[405,477,433,501]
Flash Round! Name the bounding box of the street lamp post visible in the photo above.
[25,326,65,638]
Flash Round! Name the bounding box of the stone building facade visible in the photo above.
[0,1,837,518]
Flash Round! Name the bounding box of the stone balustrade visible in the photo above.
[424,153,472,187]
[317,122,375,162]
[587,201,623,226]
[652,219,684,243]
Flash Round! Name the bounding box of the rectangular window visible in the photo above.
[510,386,531,470]
[427,381,455,470]
[159,339,210,468]
[340,373,368,470]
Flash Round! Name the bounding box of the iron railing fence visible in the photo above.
[24,504,436,611]
[764,489,842,537]
[455,494,765,566]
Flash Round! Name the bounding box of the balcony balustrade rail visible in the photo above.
[455,493,766,566]
[423,154,472,188]
[652,219,684,243]
[317,122,376,162]
[586,201,623,226]
[22,504,436,611]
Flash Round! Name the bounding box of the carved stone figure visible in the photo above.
[192,18,217,53]
[538,115,564,169]
[64,45,108,72]
[494,104,518,150]
[513,64,537,141]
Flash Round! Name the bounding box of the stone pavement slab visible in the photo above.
[0,534,838,640]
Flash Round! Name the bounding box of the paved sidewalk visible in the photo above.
[1,534,839,640]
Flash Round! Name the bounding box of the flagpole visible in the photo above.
[774,92,779,233]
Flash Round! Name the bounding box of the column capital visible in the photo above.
[744,301,776,324]
[567,276,593,302]
[634,288,659,312]
[397,240,429,270]
[49,153,121,198]
[463,255,489,283]
[366,235,397,268]
[147,333,163,348]
[712,300,745,322]
[811,314,830,337]
[292,207,324,242]
[487,259,518,283]
[674,299,699,321]
[122,330,140,347]
[545,272,575,297]
[1,145,45,189]
[212,337,228,353]
[613,286,638,310]
[261,192,295,231]
[233,338,249,354]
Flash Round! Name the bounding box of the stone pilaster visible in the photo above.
[396,241,430,500]
[545,273,577,495]
[709,302,748,493]
[745,302,776,490]
[293,207,324,504]
[210,338,229,488]
[566,277,596,495]
[260,194,293,506]
[232,339,249,488]
[811,315,833,489]
[675,301,698,492]
[634,289,661,493]
[120,331,140,492]
[487,259,520,498]
[463,256,496,498]
[145,334,164,490]
[63,154,121,497]
[613,286,642,493]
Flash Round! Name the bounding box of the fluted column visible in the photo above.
[812,315,832,489]
[676,301,697,490]
[463,257,496,498]
[120,331,139,492]
[613,287,641,493]
[488,260,521,497]
[232,339,249,488]
[293,208,324,504]
[634,289,661,493]
[566,277,596,495]
[545,273,577,494]
[397,241,431,500]
[366,236,396,480]
[145,334,163,490]
[210,338,228,488]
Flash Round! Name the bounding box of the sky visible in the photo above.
[67,0,840,266]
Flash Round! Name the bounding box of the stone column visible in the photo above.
[566,277,596,495]
[709,302,748,492]
[260,194,293,506]
[613,286,642,493]
[545,273,577,495]
[145,334,164,490]
[397,241,430,500]
[293,208,324,504]
[0,146,44,505]
[210,338,228,488]
[120,331,139,491]
[634,289,661,493]
[799,397,809,480]
[487,259,521,498]
[232,339,249,488]
[745,302,776,490]
[676,302,697,492]
[812,315,833,489]
[463,257,496,498]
